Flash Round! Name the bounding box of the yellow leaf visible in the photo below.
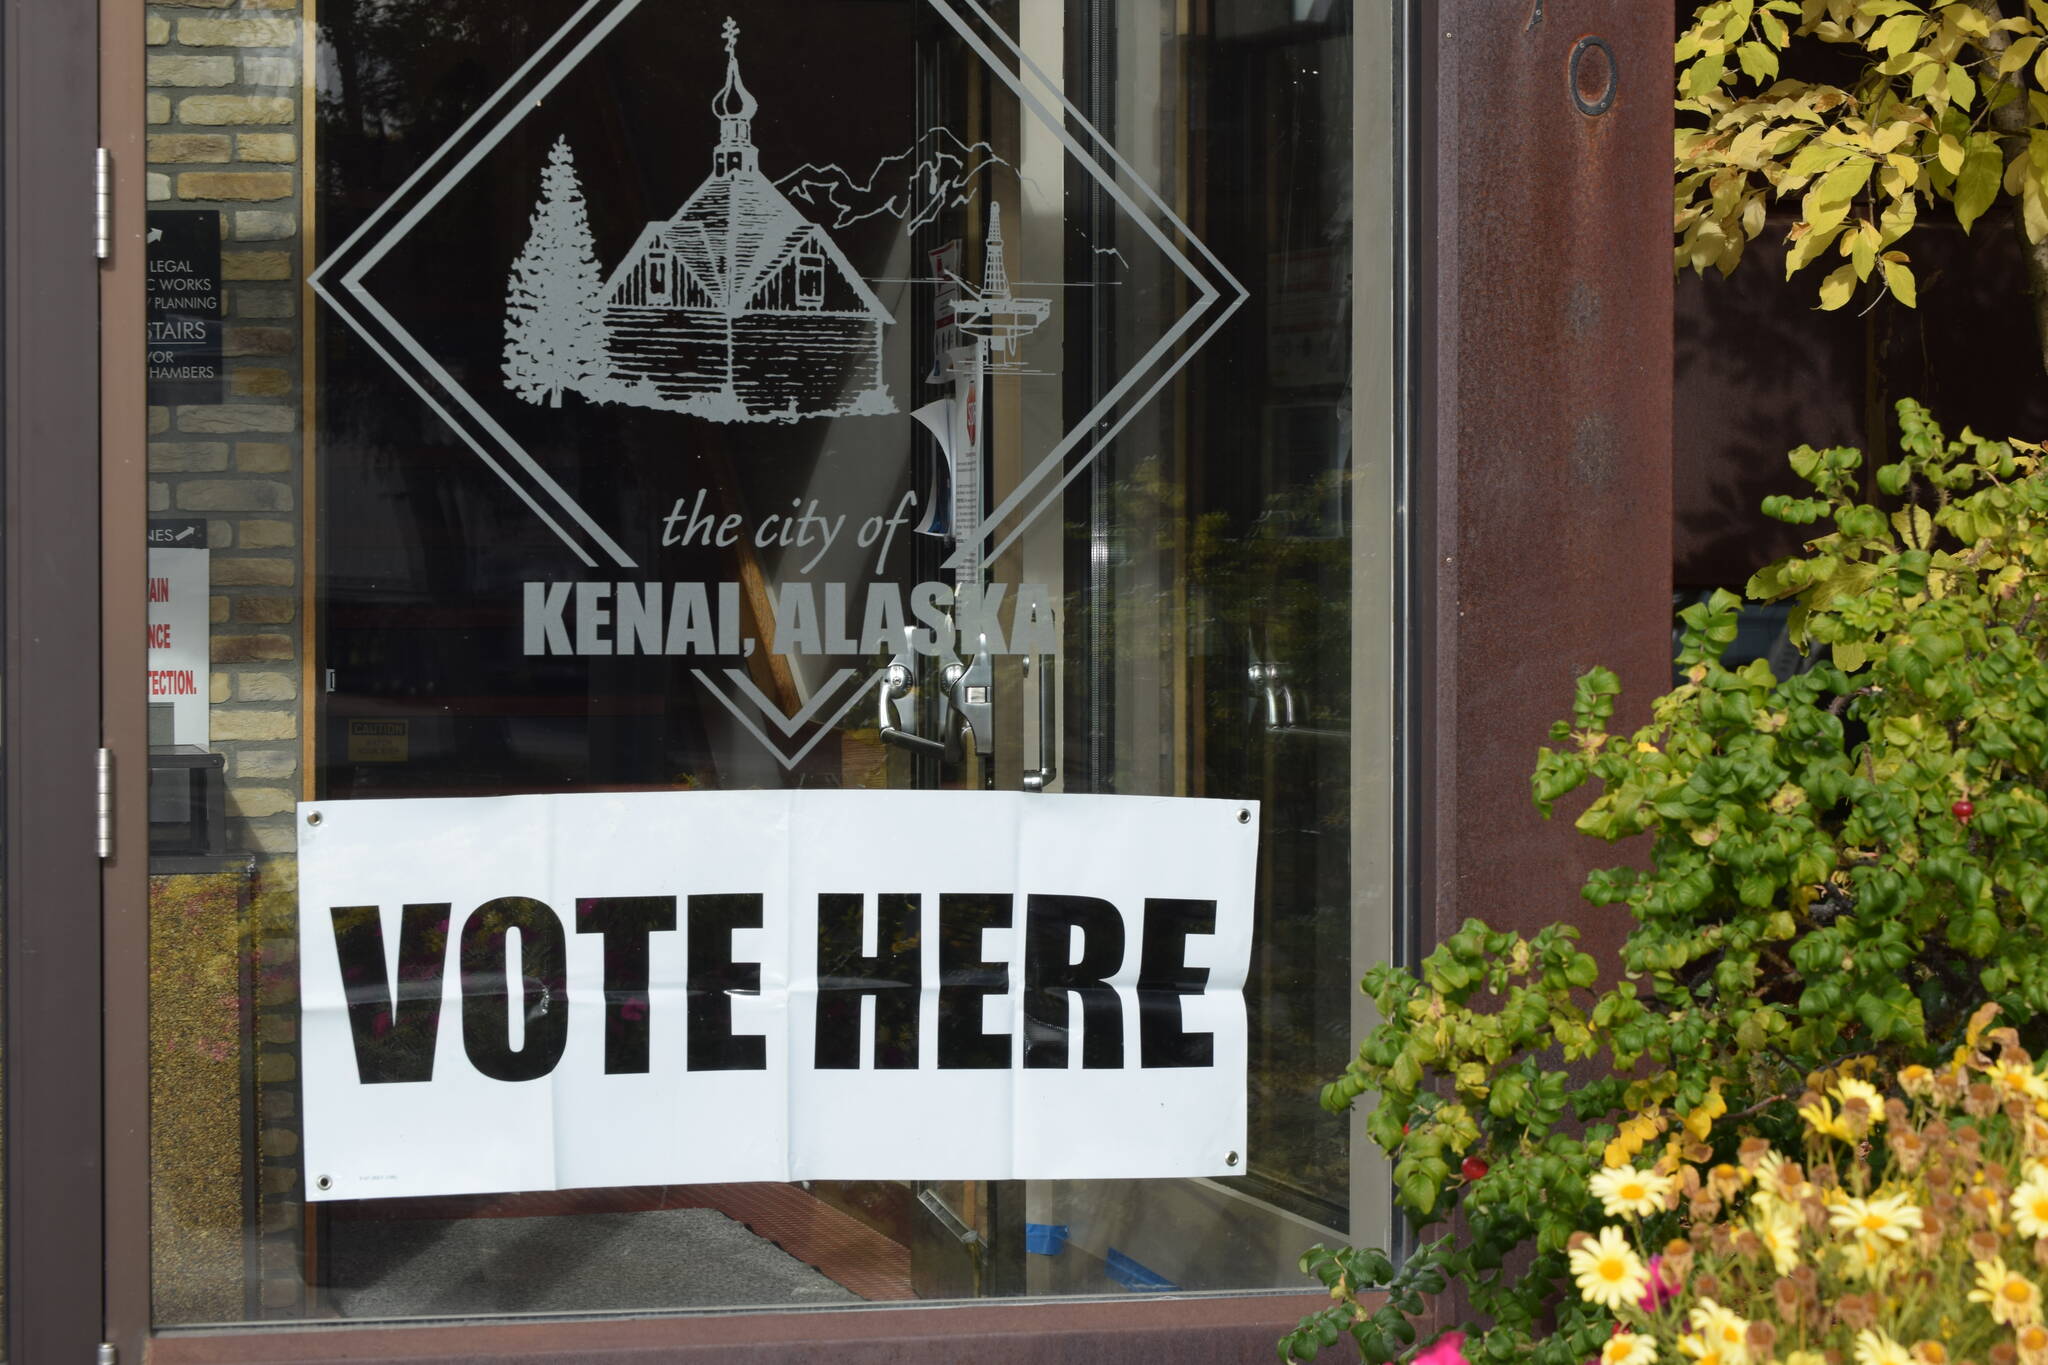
[1884,256,1918,306]
[1872,120,1915,154]
[1833,639,1869,672]
[1950,61,1976,110]
[2000,35,2042,76]
[1872,12,1921,56]
[1814,156,1875,205]
[1938,131,1965,175]
[1851,222,1878,279]
[1817,261,1857,309]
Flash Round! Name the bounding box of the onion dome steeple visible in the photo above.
[713,17,759,176]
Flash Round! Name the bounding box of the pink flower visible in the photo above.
[1415,1331,1467,1365]
[1637,1254,1677,1312]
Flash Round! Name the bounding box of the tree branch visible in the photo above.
[1969,0,2048,378]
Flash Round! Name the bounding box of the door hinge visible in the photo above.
[93,147,112,261]
[95,747,114,860]
[97,1342,118,1365]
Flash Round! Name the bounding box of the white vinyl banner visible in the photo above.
[298,789,1257,1200]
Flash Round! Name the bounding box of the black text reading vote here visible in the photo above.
[327,893,1219,1085]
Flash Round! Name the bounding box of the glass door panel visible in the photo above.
[139,0,1370,1324]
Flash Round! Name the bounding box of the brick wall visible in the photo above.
[147,0,308,1320]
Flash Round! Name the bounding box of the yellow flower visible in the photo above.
[1987,1061,2048,1101]
[1571,1226,1650,1311]
[1602,1333,1658,1365]
[1591,1166,1677,1219]
[2017,1321,2048,1365]
[1829,1191,1924,1247]
[1688,1300,1750,1365]
[1676,1335,1723,1365]
[1800,1096,1854,1142]
[1835,1076,1884,1111]
[1898,1064,1934,1098]
[1754,1204,1802,1276]
[2018,1173,2048,1240]
[1969,1257,2044,1327]
[1784,1354,1827,1365]
[1853,1330,1912,1365]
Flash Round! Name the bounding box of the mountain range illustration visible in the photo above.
[778,127,1010,235]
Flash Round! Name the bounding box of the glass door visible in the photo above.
[133,0,1379,1326]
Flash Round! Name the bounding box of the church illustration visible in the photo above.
[597,19,895,422]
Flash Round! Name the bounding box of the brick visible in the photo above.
[237,133,296,163]
[146,14,171,44]
[178,96,294,127]
[236,445,292,475]
[230,369,291,400]
[148,54,235,87]
[177,17,297,47]
[235,823,298,855]
[242,56,297,89]
[147,94,171,124]
[233,210,296,241]
[230,785,297,818]
[178,479,291,512]
[238,517,295,547]
[260,1127,299,1156]
[235,599,298,628]
[209,707,296,740]
[212,556,295,586]
[210,634,293,663]
[209,596,230,625]
[148,441,229,472]
[147,173,171,203]
[222,250,291,281]
[149,406,171,435]
[176,171,292,201]
[255,1051,295,1084]
[238,747,298,779]
[149,481,170,511]
[209,671,230,703]
[233,288,295,320]
[177,404,293,434]
[147,133,231,163]
[207,519,233,548]
[224,326,293,357]
[243,0,299,8]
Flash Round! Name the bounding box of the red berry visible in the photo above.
[1953,799,1976,822]
[1461,1156,1489,1181]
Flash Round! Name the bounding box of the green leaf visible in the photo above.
[1957,134,2005,233]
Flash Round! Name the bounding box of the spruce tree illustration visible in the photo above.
[503,136,608,408]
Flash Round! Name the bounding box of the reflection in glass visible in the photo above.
[141,0,1363,1323]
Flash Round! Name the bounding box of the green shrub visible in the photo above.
[1283,400,2048,1362]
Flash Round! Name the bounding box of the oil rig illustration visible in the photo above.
[953,203,1050,373]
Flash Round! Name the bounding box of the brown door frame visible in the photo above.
[100,0,152,1356]
[4,0,109,1358]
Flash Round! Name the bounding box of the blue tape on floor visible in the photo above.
[1025,1223,1070,1256]
[1104,1246,1178,1292]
